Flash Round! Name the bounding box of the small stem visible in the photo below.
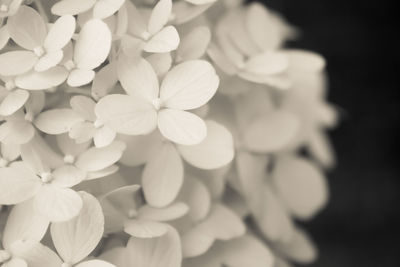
[33,0,49,22]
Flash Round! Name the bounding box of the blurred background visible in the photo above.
[253,0,400,266]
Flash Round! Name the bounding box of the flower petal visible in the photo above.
[75,141,126,172]
[0,164,40,205]
[2,200,49,250]
[34,50,64,72]
[93,0,125,19]
[117,56,159,102]
[142,142,183,208]
[126,226,181,267]
[176,26,211,61]
[70,95,96,121]
[178,120,234,169]
[118,131,163,167]
[0,25,10,50]
[74,19,112,70]
[158,109,207,145]
[51,0,96,16]
[160,60,219,110]
[0,51,37,76]
[244,51,288,75]
[34,185,83,222]
[144,26,180,53]
[272,155,328,220]
[124,219,168,238]
[34,108,84,135]
[0,89,29,116]
[44,15,76,52]
[244,111,300,153]
[91,62,118,100]
[67,69,96,87]
[51,191,104,263]
[95,94,157,135]
[178,175,211,222]
[52,165,86,188]
[93,126,116,148]
[148,0,172,35]
[15,66,68,90]
[0,121,35,145]
[138,202,189,222]
[9,240,62,267]
[76,260,116,267]
[7,6,46,50]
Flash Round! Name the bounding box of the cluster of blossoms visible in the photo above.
[0,0,338,267]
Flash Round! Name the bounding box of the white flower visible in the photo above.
[0,136,87,222]
[0,6,75,76]
[121,0,180,54]
[96,57,219,146]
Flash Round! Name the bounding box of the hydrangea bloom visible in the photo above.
[0,1,338,267]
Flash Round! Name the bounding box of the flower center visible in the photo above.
[0,250,11,264]
[63,154,75,164]
[5,80,16,91]
[24,111,34,122]
[152,98,162,110]
[0,4,8,13]
[64,60,76,71]
[33,46,45,57]
[40,172,53,183]
[141,31,151,41]
[127,209,137,219]
[0,157,9,168]
[94,119,103,129]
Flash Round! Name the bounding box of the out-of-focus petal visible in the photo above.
[178,120,234,169]
[144,26,180,53]
[0,51,37,76]
[0,165,40,205]
[15,66,68,90]
[142,142,183,208]
[126,226,181,267]
[75,141,126,172]
[51,0,96,16]
[148,0,172,35]
[34,109,84,135]
[124,219,168,238]
[7,6,47,50]
[0,89,29,116]
[93,0,125,19]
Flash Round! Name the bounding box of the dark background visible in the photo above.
[253,0,400,266]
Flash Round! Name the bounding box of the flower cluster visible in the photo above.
[0,0,338,267]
